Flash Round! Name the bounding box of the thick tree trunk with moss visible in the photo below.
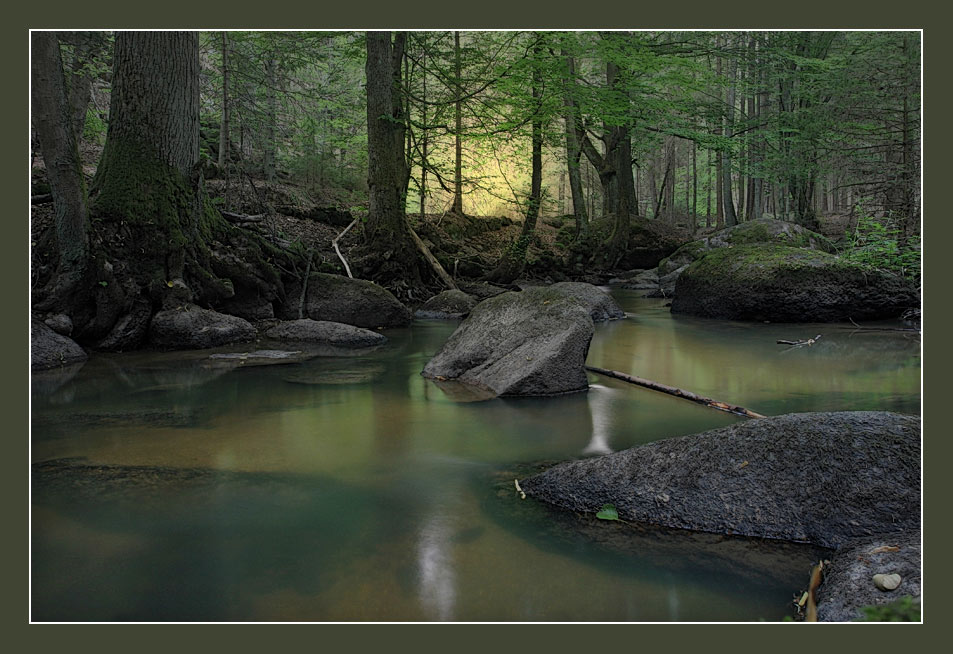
[54,31,288,348]
[31,31,89,305]
[363,31,429,291]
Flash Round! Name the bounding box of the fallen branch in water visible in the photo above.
[777,334,822,346]
[585,366,766,419]
[332,217,358,279]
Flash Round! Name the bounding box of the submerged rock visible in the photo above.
[32,317,88,370]
[671,245,920,322]
[263,319,387,347]
[148,305,256,350]
[521,411,920,550]
[280,273,412,329]
[816,531,921,621]
[422,285,595,397]
[414,289,477,319]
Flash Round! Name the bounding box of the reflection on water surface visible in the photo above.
[31,290,920,621]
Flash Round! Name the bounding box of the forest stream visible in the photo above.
[30,288,921,622]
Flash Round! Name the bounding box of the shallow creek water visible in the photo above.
[30,289,921,621]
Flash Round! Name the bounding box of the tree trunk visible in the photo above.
[419,46,428,218]
[65,32,99,144]
[562,53,588,239]
[218,32,230,208]
[66,31,289,348]
[452,30,464,215]
[263,54,277,183]
[31,31,88,302]
[722,41,739,227]
[365,31,426,287]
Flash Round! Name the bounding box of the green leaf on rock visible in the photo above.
[596,504,619,521]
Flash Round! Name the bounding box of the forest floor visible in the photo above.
[30,141,862,304]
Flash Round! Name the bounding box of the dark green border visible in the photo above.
[8,0,941,649]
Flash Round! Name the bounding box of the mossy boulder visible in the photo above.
[414,289,478,319]
[670,244,920,322]
[658,218,834,276]
[421,285,595,397]
[280,273,412,329]
[521,411,920,550]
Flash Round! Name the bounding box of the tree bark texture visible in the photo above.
[31,31,89,293]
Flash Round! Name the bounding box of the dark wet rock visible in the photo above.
[422,285,594,397]
[671,245,920,322]
[95,297,152,352]
[548,282,625,322]
[32,317,88,370]
[483,467,827,595]
[43,313,73,335]
[263,319,387,347]
[148,305,256,350]
[279,273,411,329]
[414,289,477,319]
[816,530,921,622]
[521,411,920,550]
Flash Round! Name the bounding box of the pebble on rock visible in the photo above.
[873,573,902,591]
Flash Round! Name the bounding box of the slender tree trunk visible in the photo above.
[31,31,88,301]
[452,30,464,214]
[562,53,588,239]
[722,39,739,227]
[419,47,428,218]
[691,139,697,233]
[706,149,712,227]
[65,32,99,144]
[219,32,230,208]
[264,54,277,183]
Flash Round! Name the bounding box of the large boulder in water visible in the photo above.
[148,305,256,350]
[422,285,595,397]
[521,411,920,550]
[31,318,88,370]
[280,273,411,329]
[263,319,386,347]
[670,245,920,322]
